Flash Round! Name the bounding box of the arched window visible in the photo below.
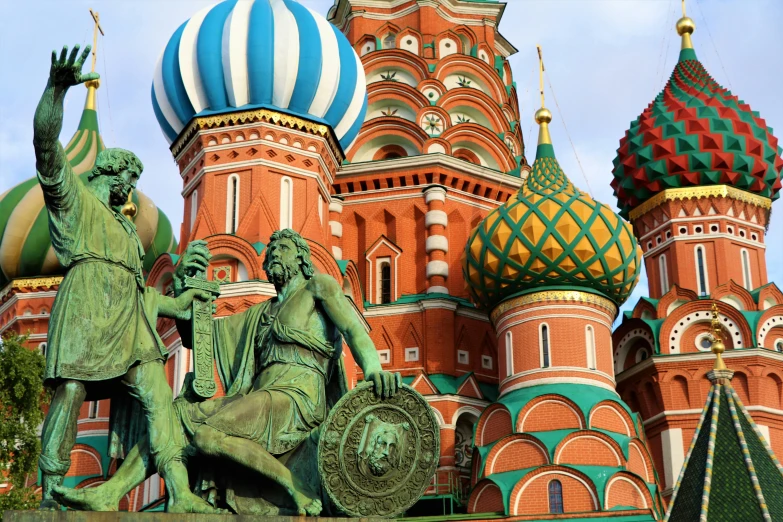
[38,343,47,356]
[382,34,395,49]
[741,249,752,290]
[280,177,293,229]
[226,175,240,234]
[586,325,596,370]
[776,340,783,353]
[505,331,514,377]
[548,479,564,514]
[659,254,669,294]
[88,401,98,419]
[380,263,391,304]
[695,245,708,296]
[540,324,551,368]
[376,258,392,304]
[190,189,198,231]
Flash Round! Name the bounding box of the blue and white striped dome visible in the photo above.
[152,0,368,151]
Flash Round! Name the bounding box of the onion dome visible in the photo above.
[0,85,177,286]
[612,15,783,219]
[464,107,642,310]
[152,0,368,151]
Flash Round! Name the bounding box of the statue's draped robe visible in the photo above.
[128,298,348,514]
[38,150,165,392]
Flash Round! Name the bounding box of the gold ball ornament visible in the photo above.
[534,107,552,124]
[676,16,695,36]
[121,190,137,219]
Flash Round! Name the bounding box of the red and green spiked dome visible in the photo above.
[0,84,177,286]
[463,109,642,311]
[611,17,783,219]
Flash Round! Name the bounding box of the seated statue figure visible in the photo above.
[54,229,401,516]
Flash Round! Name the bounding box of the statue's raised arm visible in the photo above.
[33,44,99,180]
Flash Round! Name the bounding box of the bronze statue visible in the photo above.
[33,44,218,513]
[55,230,403,516]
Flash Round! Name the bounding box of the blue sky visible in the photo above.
[1,0,782,318]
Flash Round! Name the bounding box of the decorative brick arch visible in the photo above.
[146,253,176,291]
[604,471,653,510]
[613,322,655,374]
[517,394,584,432]
[484,434,549,475]
[712,280,756,310]
[656,285,698,317]
[660,301,750,353]
[65,444,102,477]
[756,304,783,347]
[627,439,656,484]
[304,239,344,282]
[438,89,509,134]
[471,451,483,485]
[367,82,429,111]
[362,50,429,84]
[433,54,506,102]
[441,123,515,171]
[417,106,452,134]
[589,400,634,436]
[341,260,365,306]
[510,466,599,515]
[451,25,478,51]
[554,430,625,467]
[760,370,783,409]
[468,479,505,514]
[349,118,427,162]
[203,234,263,280]
[476,404,513,446]
[757,283,783,310]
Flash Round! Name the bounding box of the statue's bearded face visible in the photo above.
[108,168,140,206]
[264,238,301,286]
[367,430,398,477]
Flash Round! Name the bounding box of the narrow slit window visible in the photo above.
[586,325,596,370]
[741,249,752,290]
[541,324,550,368]
[696,246,708,296]
[505,331,513,377]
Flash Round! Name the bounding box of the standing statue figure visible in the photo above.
[34,44,219,513]
[54,230,402,516]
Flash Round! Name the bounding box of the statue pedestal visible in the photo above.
[3,512,376,522]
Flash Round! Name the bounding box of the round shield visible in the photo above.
[318,382,440,518]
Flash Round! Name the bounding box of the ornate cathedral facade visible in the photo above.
[2,0,783,520]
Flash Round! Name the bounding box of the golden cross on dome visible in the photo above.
[536,45,545,109]
[709,302,728,371]
[534,45,552,145]
[681,0,686,17]
[89,8,104,74]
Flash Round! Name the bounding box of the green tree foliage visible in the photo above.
[0,333,48,511]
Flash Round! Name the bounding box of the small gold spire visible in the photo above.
[121,189,137,219]
[709,302,727,371]
[535,45,552,146]
[676,0,695,50]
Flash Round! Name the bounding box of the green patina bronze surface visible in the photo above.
[53,230,437,517]
[34,44,218,514]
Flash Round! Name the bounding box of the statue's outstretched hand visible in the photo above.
[49,44,99,90]
[367,370,402,399]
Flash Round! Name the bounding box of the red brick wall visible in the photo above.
[510,469,597,515]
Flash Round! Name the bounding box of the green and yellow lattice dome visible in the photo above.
[0,84,177,286]
[463,110,642,310]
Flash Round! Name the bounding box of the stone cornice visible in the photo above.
[490,290,617,324]
[0,277,63,302]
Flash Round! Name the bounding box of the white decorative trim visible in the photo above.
[280,176,293,229]
[328,200,344,214]
[489,439,548,475]
[501,375,619,396]
[424,186,447,203]
[589,405,631,436]
[427,285,449,294]
[521,399,583,432]
[426,260,449,278]
[331,246,343,260]
[494,305,614,332]
[757,315,783,346]
[225,174,240,234]
[329,221,343,237]
[614,328,655,375]
[694,244,710,296]
[666,311,743,353]
[660,428,685,490]
[605,476,648,509]
[425,210,448,228]
[425,235,448,253]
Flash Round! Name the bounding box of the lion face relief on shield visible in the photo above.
[357,414,410,479]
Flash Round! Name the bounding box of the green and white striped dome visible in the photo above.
[0,85,177,286]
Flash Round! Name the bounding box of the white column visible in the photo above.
[424,186,448,294]
[329,197,344,260]
[660,428,685,491]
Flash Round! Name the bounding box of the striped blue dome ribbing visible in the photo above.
[152,0,368,151]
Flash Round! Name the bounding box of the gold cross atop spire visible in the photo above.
[534,45,552,145]
[676,0,695,50]
[709,302,728,371]
[84,8,104,110]
[89,8,104,73]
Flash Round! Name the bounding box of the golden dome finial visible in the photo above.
[676,0,695,50]
[121,189,137,219]
[709,302,728,371]
[84,10,104,110]
[534,45,552,146]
